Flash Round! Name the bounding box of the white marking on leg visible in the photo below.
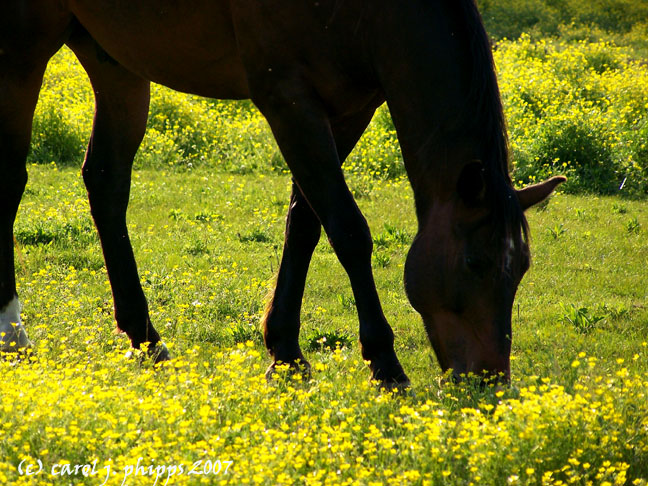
[0,296,32,351]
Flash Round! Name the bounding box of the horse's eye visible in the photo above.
[465,255,489,276]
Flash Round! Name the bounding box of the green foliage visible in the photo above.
[478,0,560,40]
[559,303,605,334]
[305,329,353,352]
[626,216,642,234]
[31,38,648,197]
[498,37,648,196]
[29,105,86,165]
[478,0,648,48]
[226,318,264,345]
[182,238,210,256]
[237,228,272,244]
[373,252,392,268]
[10,6,648,481]
[6,165,648,484]
[547,223,566,239]
[337,293,356,310]
[526,119,617,194]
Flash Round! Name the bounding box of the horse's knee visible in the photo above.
[74,45,148,209]
[81,161,107,193]
[327,213,374,270]
[285,192,321,250]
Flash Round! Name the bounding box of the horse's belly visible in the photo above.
[69,0,250,99]
[131,48,250,100]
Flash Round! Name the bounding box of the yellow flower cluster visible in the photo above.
[31,38,648,196]
[10,34,648,486]
[496,35,648,194]
[1,343,646,485]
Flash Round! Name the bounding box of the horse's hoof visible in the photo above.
[125,341,171,365]
[265,359,312,382]
[368,354,410,393]
[1,299,32,354]
[0,325,33,354]
[0,298,32,353]
[149,342,171,364]
[376,378,414,396]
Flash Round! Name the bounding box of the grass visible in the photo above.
[3,19,648,485]
[2,163,647,485]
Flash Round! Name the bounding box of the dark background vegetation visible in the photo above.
[479,0,648,53]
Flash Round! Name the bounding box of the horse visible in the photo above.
[0,0,564,386]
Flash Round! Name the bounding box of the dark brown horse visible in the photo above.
[0,0,564,385]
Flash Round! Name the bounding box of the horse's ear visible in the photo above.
[457,160,486,206]
[516,176,567,210]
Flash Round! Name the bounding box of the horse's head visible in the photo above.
[404,160,565,383]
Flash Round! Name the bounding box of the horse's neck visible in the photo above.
[370,8,473,168]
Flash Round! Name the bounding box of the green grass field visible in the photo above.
[3,12,648,484]
[2,163,647,485]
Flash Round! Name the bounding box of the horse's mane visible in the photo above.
[455,0,530,268]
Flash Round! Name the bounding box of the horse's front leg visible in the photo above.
[263,107,381,377]
[68,35,168,361]
[251,83,408,386]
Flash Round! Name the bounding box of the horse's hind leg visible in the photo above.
[0,4,75,352]
[66,34,168,361]
[0,61,50,352]
[262,182,320,372]
[263,107,380,375]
